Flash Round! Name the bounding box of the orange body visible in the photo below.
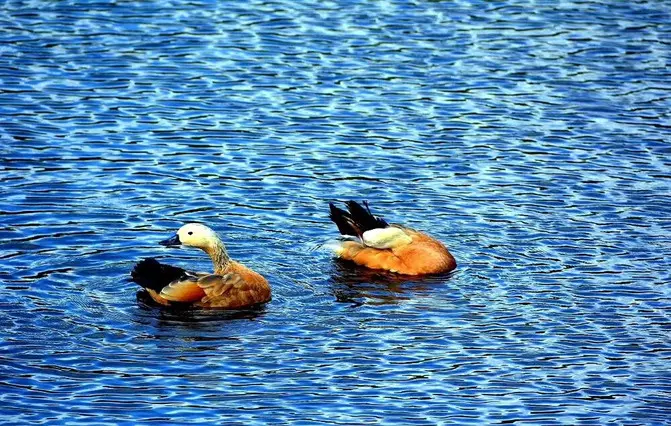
[147,261,271,309]
[337,227,456,275]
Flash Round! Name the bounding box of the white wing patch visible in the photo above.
[362,227,412,249]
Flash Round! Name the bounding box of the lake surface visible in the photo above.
[1,0,670,424]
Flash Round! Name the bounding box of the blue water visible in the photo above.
[1,0,670,424]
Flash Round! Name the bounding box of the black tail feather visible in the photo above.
[131,258,187,292]
[329,200,389,237]
[346,200,389,231]
[329,202,359,236]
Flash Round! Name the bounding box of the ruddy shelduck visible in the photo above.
[131,223,271,309]
[328,201,456,275]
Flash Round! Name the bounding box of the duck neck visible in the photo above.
[205,238,231,274]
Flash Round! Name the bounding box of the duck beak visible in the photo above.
[159,233,181,247]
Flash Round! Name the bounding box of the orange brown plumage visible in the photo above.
[131,223,271,309]
[329,201,456,275]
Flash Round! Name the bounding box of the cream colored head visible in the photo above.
[160,223,221,249]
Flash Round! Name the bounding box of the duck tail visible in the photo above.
[329,200,389,238]
[131,258,185,292]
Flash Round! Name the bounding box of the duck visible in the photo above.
[328,201,456,275]
[131,223,271,309]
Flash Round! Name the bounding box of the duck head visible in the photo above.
[160,223,220,250]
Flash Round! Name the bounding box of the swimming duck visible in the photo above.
[328,201,456,275]
[131,223,271,309]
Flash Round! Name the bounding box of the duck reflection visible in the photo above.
[328,259,455,306]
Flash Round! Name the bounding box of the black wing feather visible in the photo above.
[329,202,360,236]
[329,200,389,237]
[131,258,189,292]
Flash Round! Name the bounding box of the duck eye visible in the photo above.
[188,231,193,235]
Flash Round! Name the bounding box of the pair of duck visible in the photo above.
[131,201,457,309]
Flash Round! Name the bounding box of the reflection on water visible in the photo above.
[329,259,456,306]
[1,0,670,424]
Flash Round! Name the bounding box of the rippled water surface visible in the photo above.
[1,0,670,424]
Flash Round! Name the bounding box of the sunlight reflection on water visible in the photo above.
[1,0,670,424]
